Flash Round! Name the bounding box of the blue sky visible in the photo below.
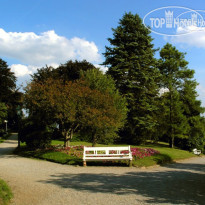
[0,0,205,106]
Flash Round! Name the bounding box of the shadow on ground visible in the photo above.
[39,162,205,204]
[0,147,18,156]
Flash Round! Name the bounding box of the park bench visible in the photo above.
[83,146,133,167]
[192,148,201,155]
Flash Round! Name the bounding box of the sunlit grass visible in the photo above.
[0,179,13,205]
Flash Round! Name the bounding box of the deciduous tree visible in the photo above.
[24,75,127,147]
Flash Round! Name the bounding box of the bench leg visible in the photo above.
[129,160,132,167]
[83,161,87,167]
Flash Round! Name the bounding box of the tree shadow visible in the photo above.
[39,164,205,204]
[0,146,18,155]
[163,159,205,173]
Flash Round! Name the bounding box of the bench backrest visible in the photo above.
[83,146,132,159]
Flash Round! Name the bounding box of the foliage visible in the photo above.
[180,79,205,151]
[52,128,64,140]
[103,12,160,144]
[24,75,127,147]
[0,59,16,103]
[80,69,128,145]
[0,103,7,125]
[27,61,127,147]
[0,58,23,131]
[32,60,96,83]
[158,43,205,148]
[80,68,116,94]
[18,118,52,149]
[0,179,13,205]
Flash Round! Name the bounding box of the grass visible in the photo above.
[0,179,13,205]
[14,139,197,167]
[133,142,196,167]
[14,146,81,165]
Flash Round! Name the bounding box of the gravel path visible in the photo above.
[0,134,205,205]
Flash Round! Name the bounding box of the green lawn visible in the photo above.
[0,179,13,205]
[132,147,195,167]
[14,139,197,167]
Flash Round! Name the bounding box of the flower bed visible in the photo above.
[130,147,159,159]
[46,145,159,160]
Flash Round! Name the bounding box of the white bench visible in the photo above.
[83,146,133,166]
[193,148,201,155]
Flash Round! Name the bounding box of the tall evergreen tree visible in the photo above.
[158,43,204,148]
[180,79,205,150]
[103,12,159,144]
[0,59,16,103]
[0,58,23,130]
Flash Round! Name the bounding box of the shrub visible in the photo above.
[52,128,63,140]
[19,118,52,149]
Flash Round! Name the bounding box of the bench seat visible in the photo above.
[83,146,133,166]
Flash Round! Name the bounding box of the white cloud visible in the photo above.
[10,62,61,77]
[10,64,33,77]
[170,26,205,48]
[0,28,101,77]
[94,64,108,73]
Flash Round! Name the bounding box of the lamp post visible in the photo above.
[4,120,8,132]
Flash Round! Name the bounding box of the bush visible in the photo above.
[0,128,5,137]
[19,118,52,149]
[52,128,63,140]
[174,136,204,152]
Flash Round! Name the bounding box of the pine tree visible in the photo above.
[0,58,23,130]
[103,12,159,144]
[0,59,16,103]
[158,43,202,148]
[180,79,205,150]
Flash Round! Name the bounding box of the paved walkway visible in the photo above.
[0,134,205,205]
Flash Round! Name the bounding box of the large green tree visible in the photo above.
[0,58,23,130]
[32,60,96,83]
[0,59,16,103]
[158,43,204,148]
[80,69,128,145]
[180,79,205,150]
[103,12,160,144]
[0,102,7,126]
[24,69,127,147]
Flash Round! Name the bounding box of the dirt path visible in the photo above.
[0,134,205,205]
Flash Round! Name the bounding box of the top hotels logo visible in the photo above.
[143,6,205,36]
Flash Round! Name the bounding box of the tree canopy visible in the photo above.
[103,12,160,144]
[0,58,23,130]
[158,43,205,148]
[24,66,127,147]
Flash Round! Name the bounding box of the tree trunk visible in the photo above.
[169,135,174,148]
[18,135,20,148]
[64,130,70,147]
[92,133,97,147]
[70,129,73,141]
[169,88,174,148]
